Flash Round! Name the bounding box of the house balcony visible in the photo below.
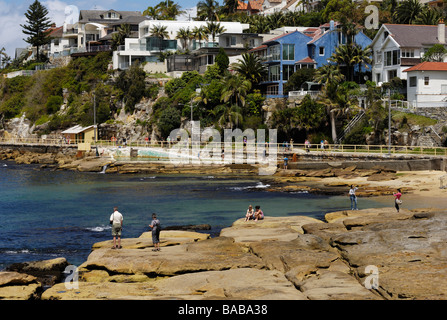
[401,57,422,67]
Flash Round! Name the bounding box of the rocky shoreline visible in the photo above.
[2,207,447,300]
[0,147,412,196]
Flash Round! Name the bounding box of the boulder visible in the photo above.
[6,257,69,287]
[0,271,42,300]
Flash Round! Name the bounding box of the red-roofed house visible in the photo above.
[404,61,447,107]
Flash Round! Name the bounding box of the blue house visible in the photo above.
[251,21,373,98]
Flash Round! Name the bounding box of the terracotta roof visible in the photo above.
[295,56,316,64]
[248,0,264,11]
[403,61,447,72]
[248,44,267,52]
[237,0,248,10]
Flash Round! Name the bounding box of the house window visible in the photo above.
[283,65,294,81]
[388,69,397,80]
[226,36,236,47]
[376,73,381,83]
[107,12,118,19]
[269,65,280,81]
[270,45,280,60]
[319,46,325,56]
[208,55,214,65]
[282,44,294,61]
[384,50,400,66]
[409,76,417,87]
[401,49,414,58]
[424,76,429,85]
[375,51,382,64]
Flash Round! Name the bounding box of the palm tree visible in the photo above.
[314,64,345,142]
[0,47,7,69]
[394,0,423,24]
[219,105,243,129]
[111,24,132,51]
[415,6,442,25]
[247,15,271,34]
[231,53,267,87]
[150,24,169,57]
[143,6,160,20]
[176,27,192,51]
[157,0,185,20]
[205,21,226,46]
[221,73,252,107]
[192,26,207,48]
[197,0,220,21]
[353,45,372,80]
[329,44,357,81]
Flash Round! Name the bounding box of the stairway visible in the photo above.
[335,110,365,144]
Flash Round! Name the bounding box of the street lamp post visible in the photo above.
[388,88,391,157]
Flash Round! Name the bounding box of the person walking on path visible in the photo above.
[110,207,123,249]
[349,185,358,210]
[149,213,161,251]
[393,189,402,212]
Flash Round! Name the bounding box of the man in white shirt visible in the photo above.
[110,207,123,249]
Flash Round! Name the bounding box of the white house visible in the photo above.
[404,61,447,107]
[113,20,249,71]
[371,21,447,85]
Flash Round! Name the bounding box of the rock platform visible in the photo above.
[1,207,439,300]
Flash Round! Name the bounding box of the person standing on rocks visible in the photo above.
[110,207,123,249]
[393,189,402,212]
[349,185,358,210]
[149,213,161,251]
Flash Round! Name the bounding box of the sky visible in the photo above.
[0,0,204,58]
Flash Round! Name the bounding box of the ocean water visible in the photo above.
[0,160,434,270]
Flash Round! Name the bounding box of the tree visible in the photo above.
[150,24,170,57]
[231,53,267,87]
[143,6,159,20]
[196,0,220,21]
[156,0,185,20]
[205,22,226,45]
[176,27,192,51]
[283,68,316,93]
[423,43,447,62]
[192,26,207,48]
[111,24,132,51]
[394,0,423,24]
[314,64,345,142]
[215,47,229,73]
[221,73,252,108]
[115,64,147,112]
[21,0,52,61]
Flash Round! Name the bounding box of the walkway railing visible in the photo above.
[2,137,447,157]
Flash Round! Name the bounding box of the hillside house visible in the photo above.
[404,61,447,107]
[251,21,372,97]
[371,21,447,85]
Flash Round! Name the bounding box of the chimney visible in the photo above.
[438,19,445,44]
[330,20,335,31]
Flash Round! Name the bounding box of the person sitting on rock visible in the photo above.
[254,206,264,221]
[244,205,254,221]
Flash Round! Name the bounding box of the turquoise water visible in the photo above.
[0,160,434,270]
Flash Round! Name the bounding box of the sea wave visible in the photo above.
[86,226,110,232]
[227,182,271,191]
